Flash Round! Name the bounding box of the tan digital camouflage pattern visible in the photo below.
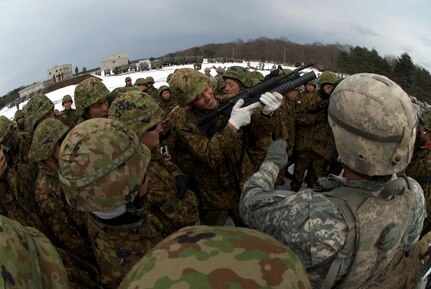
[74,77,110,117]
[0,214,70,289]
[168,68,209,106]
[23,93,54,132]
[119,226,311,289]
[59,118,151,211]
[328,73,417,176]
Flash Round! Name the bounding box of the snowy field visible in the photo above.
[0,61,313,120]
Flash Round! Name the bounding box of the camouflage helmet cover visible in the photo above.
[168,68,209,107]
[24,93,54,132]
[118,226,311,289]
[134,78,148,86]
[30,118,69,162]
[58,118,151,211]
[420,107,431,131]
[158,85,170,96]
[107,86,139,106]
[62,94,73,105]
[74,77,110,117]
[328,73,418,176]
[108,91,164,138]
[223,66,253,88]
[0,115,13,143]
[146,76,155,84]
[125,76,132,83]
[318,71,337,86]
[0,215,70,289]
[14,109,25,121]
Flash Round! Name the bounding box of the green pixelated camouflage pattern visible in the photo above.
[168,68,209,106]
[223,66,253,88]
[318,71,337,85]
[74,77,110,117]
[23,93,54,132]
[30,118,68,162]
[14,109,24,121]
[119,225,311,289]
[58,118,151,211]
[108,90,163,138]
[62,94,73,104]
[0,115,13,143]
[0,214,71,289]
[328,73,417,175]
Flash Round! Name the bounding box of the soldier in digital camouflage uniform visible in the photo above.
[119,225,311,289]
[124,76,132,87]
[74,77,110,122]
[24,92,56,133]
[290,71,337,191]
[0,214,71,289]
[157,85,177,119]
[406,106,431,236]
[240,73,426,288]
[14,109,26,132]
[108,91,198,236]
[58,118,163,289]
[134,77,148,92]
[145,76,159,99]
[58,94,79,130]
[0,116,43,231]
[30,118,95,263]
[167,68,281,226]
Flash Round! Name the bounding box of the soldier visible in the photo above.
[204,67,212,79]
[221,66,253,99]
[125,76,132,87]
[119,226,312,289]
[74,76,110,121]
[157,85,177,119]
[58,118,163,288]
[303,78,317,93]
[59,94,79,130]
[290,71,337,191]
[167,68,281,226]
[145,76,159,99]
[14,109,26,132]
[240,73,426,288]
[108,91,198,235]
[30,118,95,263]
[212,66,226,95]
[24,93,56,133]
[134,77,148,92]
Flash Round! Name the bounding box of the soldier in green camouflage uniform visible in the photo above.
[124,76,132,87]
[406,107,431,235]
[119,226,311,289]
[134,77,148,92]
[108,91,198,235]
[74,77,110,122]
[58,94,79,130]
[24,93,56,133]
[240,73,425,288]
[58,118,162,289]
[157,85,177,119]
[0,214,71,289]
[0,116,43,231]
[167,68,281,226]
[290,71,337,191]
[145,76,159,99]
[14,109,26,132]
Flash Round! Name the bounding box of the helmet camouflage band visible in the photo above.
[168,68,209,107]
[14,109,25,121]
[318,71,337,86]
[223,66,253,88]
[58,118,151,211]
[108,91,164,138]
[420,107,431,131]
[118,226,311,289]
[0,115,13,143]
[62,94,73,105]
[328,73,417,176]
[30,118,69,162]
[74,77,110,117]
[24,93,54,132]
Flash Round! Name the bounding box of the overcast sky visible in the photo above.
[1,0,430,96]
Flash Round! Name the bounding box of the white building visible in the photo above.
[100,52,129,74]
[47,64,73,82]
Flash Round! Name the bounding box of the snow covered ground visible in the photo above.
[0,61,311,120]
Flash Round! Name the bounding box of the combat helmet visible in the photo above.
[108,91,163,138]
[30,118,68,162]
[168,68,209,107]
[146,76,155,84]
[158,85,170,96]
[62,94,73,105]
[74,77,110,117]
[249,70,264,84]
[223,66,253,88]
[134,78,147,86]
[0,115,13,143]
[107,86,139,106]
[58,118,151,211]
[328,73,417,176]
[24,93,54,132]
[318,71,337,86]
[14,109,24,121]
[125,76,132,83]
[0,215,70,289]
[118,226,311,289]
[420,107,431,131]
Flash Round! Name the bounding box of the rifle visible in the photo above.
[196,63,317,135]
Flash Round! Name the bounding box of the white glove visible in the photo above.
[228,99,262,130]
[260,92,283,115]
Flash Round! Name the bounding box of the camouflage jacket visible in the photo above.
[157,98,177,120]
[146,86,159,100]
[59,108,79,130]
[240,161,425,287]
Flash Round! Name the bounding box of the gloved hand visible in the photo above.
[264,140,288,169]
[260,92,283,115]
[228,99,262,130]
[175,175,190,200]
